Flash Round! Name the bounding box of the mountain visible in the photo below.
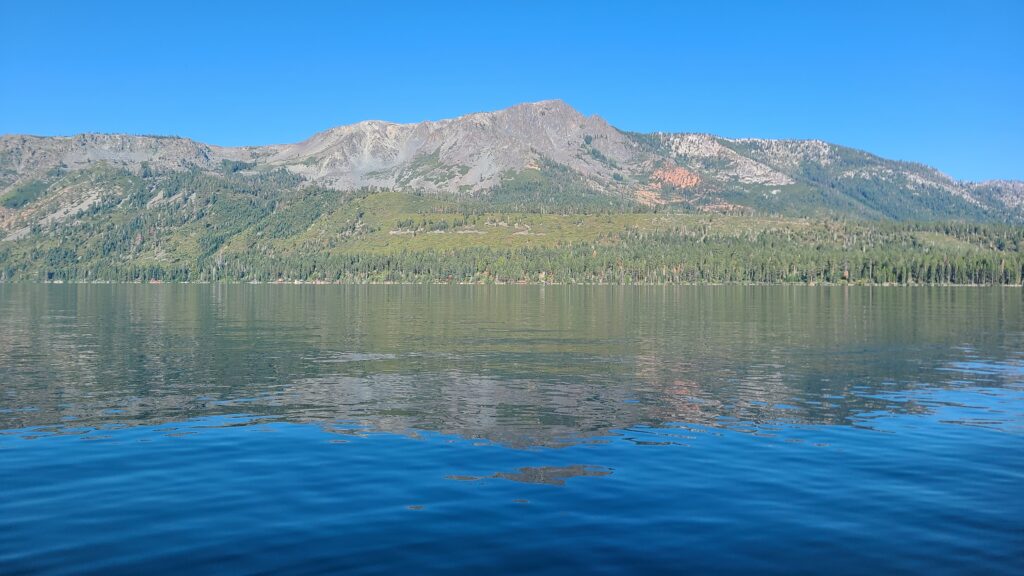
[1,101,1022,284]
[2,100,1021,226]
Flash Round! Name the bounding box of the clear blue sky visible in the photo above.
[1,0,1021,181]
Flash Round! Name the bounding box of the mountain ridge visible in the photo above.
[1,100,1022,225]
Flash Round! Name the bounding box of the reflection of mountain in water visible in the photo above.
[0,285,1021,446]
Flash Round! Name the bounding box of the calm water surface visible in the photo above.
[1,285,1022,574]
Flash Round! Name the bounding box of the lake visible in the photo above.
[1,285,1021,574]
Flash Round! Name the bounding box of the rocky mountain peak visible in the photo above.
[256,100,637,193]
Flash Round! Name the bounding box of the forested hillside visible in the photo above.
[0,165,1020,284]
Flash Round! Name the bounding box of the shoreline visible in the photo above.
[5,280,1021,288]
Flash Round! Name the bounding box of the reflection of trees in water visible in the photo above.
[0,285,1020,446]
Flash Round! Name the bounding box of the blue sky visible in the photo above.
[1,0,1021,181]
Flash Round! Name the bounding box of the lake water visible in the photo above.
[1,285,1021,574]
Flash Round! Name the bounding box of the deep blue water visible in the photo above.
[1,285,1022,574]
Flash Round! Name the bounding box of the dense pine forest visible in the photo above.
[1,166,1021,285]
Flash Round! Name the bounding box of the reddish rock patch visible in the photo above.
[652,166,700,188]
